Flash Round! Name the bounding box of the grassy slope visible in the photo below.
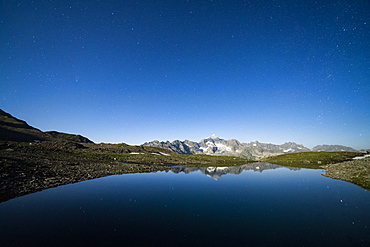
[261,151,370,190]
[261,151,362,169]
[105,153,250,166]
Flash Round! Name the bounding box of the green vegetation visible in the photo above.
[351,175,370,190]
[262,152,370,191]
[105,152,251,166]
[261,151,362,169]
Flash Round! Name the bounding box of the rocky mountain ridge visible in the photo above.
[143,134,359,160]
[312,144,358,152]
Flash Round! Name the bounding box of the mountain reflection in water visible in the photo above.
[169,162,300,180]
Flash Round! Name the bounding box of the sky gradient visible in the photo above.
[1,0,369,149]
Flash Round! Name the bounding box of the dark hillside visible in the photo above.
[0,109,93,143]
[0,109,49,142]
[46,131,94,143]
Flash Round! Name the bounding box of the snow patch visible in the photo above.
[130,152,144,155]
[215,143,232,152]
[159,152,171,156]
[150,152,171,156]
[353,154,370,160]
[206,141,216,147]
[209,134,219,139]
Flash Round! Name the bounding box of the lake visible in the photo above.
[1,163,370,246]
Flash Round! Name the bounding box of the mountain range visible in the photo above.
[0,109,360,159]
[143,134,359,160]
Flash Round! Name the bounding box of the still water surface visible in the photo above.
[1,164,370,246]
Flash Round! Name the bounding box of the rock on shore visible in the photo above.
[322,157,370,190]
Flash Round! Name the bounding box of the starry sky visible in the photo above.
[1,0,369,149]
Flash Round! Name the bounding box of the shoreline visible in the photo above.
[321,157,370,190]
[0,141,170,203]
[1,159,169,203]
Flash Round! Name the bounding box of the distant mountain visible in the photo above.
[144,135,361,160]
[143,135,312,160]
[0,109,93,143]
[312,144,358,152]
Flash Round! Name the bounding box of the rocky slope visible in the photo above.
[322,156,370,190]
[143,135,358,160]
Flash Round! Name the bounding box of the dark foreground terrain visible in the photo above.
[0,141,169,203]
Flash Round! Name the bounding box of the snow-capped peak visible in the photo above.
[209,134,219,139]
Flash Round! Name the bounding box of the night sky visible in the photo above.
[1,0,369,149]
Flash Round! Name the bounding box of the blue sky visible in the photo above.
[1,0,369,149]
